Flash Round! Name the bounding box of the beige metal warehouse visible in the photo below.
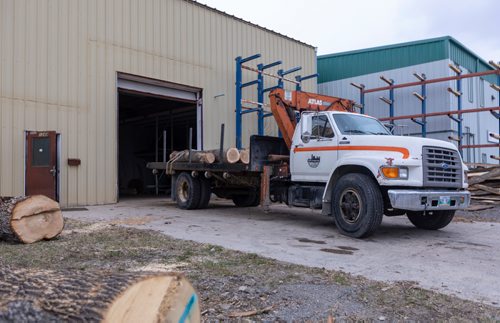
[0,0,316,206]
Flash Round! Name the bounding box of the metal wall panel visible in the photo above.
[0,0,317,206]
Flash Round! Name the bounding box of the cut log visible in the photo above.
[169,150,215,164]
[0,195,64,244]
[470,196,500,201]
[210,148,240,164]
[468,167,500,185]
[472,184,500,196]
[239,149,250,164]
[0,268,200,323]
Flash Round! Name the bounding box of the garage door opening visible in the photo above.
[117,75,201,198]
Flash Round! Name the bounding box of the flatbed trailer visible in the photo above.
[146,135,290,209]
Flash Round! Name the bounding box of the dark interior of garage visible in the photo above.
[118,90,197,197]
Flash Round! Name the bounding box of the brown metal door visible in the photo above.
[26,131,58,200]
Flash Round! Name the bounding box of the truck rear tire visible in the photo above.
[175,172,201,210]
[406,210,455,230]
[232,190,260,207]
[331,173,383,238]
[197,178,211,209]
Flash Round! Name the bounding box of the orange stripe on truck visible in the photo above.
[293,146,410,159]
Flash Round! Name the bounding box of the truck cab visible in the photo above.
[287,111,470,237]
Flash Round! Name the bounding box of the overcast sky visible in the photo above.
[200,0,499,62]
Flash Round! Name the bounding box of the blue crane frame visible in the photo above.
[234,54,318,149]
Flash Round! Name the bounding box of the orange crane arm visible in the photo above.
[269,88,355,149]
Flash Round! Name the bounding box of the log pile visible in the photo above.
[467,164,500,210]
[0,195,64,244]
[170,148,250,165]
[0,268,200,322]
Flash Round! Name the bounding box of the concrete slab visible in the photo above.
[64,197,500,306]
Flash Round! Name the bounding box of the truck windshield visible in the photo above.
[332,114,391,135]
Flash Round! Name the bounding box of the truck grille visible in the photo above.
[423,146,462,188]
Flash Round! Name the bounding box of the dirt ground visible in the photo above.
[1,219,499,321]
[455,203,500,223]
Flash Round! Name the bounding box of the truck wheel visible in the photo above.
[232,190,260,207]
[197,178,211,209]
[407,210,455,230]
[331,173,383,238]
[175,172,201,210]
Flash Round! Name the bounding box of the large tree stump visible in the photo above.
[0,268,200,322]
[0,195,64,244]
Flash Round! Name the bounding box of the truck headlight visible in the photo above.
[380,166,408,180]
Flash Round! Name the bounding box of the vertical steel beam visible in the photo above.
[295,73,319,92]
[457,73,463,155]
[235,56,243,149]
[389,82,395,124]
[350,83,365,114]
[257,60,281,136]
[422,82,427,137]
[257,63,264,136]
[235,54,261,149]
[497,73,500,163]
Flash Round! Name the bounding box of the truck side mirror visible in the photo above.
[301,114,313,143]
[383,123,395,134]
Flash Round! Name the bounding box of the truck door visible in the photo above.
[291,113,338,182]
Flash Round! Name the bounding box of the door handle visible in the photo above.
[339,140,350,145]
[49,166,57,177]
[295,144,304,148]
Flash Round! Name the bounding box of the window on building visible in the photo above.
[311,115,334,138]
[479,78,485,107]
[467,74,473,103]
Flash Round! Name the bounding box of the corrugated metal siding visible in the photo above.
[317,38,447,83]
[318,60,453,136]
[448,40,496,84]
[0,0,316,206]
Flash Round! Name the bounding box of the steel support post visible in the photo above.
[235,54,260,149]
[257,60,281,136]
[422,82,427,137]
[257,63,264,135]
[457,74,463,155]
[235,56,243,149]
[360,89,365,115]
[295,73,319,92]
[497,73,500,162]
[389,83,395,124]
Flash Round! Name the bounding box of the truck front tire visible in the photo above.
[175,172,201,210]
[406,210,455,230]
[331,173,383,238]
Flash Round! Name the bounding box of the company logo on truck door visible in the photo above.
[307,154,321,168]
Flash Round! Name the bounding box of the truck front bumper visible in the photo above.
[388,189,470,211]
